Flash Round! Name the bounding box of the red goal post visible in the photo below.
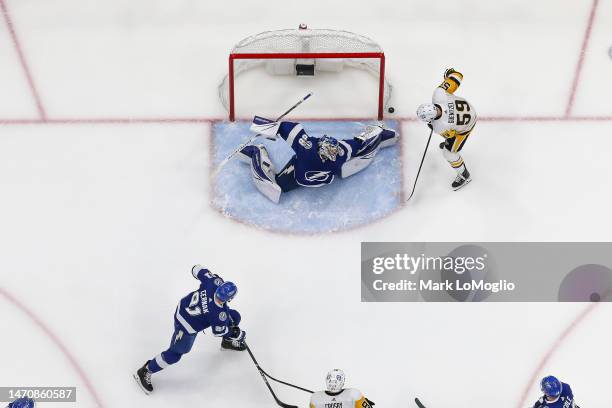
[218,28,392,121]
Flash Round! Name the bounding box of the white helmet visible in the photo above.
[325,369,345,393]
[416,103,439,122]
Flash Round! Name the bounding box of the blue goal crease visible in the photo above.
[210,120,402,233]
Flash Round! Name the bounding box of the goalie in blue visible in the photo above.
[133,265,246,394]
[237,117,398,203]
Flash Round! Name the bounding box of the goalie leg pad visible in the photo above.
[341,153,377,178]
[245,145,282,203]
[340,126,396,179]
[378,128,398,149]
[355,125,397,149]
[236,146,254,164]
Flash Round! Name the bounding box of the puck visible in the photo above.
[388,106,395,113]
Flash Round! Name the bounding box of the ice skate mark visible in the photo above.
[515,301,599,408]
[565,0,600,117]
[0,287,105,408]
[0,0,47,120]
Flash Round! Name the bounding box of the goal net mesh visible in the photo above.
[218,28,393,118]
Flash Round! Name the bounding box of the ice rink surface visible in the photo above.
[0,0,611,407]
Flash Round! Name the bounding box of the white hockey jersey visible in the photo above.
[309,388,370,408]
[431,71,477,139]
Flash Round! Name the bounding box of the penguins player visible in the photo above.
[309,369,374,408]
[416,68,477,190]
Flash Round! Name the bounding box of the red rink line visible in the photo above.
[0,287,105,408]
[515,302,599,408]
[0,115,611,126]
[0,117,213,125]
[0,0,46,120]
[565,0,600,117]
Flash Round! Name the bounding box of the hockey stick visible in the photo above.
[245,343,376,408]
[245,343,300,408]
[405,127,433,202]
[414,397,427,408]
[212,92,313,178]
[247,348,375,406]
[256,362,314,394]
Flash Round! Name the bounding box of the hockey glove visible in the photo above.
[229,326,246,342]
[250,116,280,139]
[444,68,457,79]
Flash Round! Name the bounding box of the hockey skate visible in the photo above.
[133,361,153,394]
[451,167,471,191]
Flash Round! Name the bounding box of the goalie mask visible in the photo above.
[318,135,343,162]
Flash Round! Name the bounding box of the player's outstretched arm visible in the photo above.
[249,116,308,153]
[438,68,464,94]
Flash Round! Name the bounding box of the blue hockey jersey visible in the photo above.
[533,383,575,408]
[276,121,357,187]
[174,268,237,336]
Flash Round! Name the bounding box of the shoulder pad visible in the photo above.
[345,388,364,400]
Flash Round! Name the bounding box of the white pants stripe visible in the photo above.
[155,353,169,369]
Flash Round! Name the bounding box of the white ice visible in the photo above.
[0,0,611,407]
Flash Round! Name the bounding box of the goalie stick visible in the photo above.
[212,92,313,178]
[405,128,433,202]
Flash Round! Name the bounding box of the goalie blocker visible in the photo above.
[238,116,398,203]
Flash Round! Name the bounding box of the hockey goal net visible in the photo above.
[218,27,392,121]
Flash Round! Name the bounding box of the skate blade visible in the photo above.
[133,373,151,395]
[452,177,472,191]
